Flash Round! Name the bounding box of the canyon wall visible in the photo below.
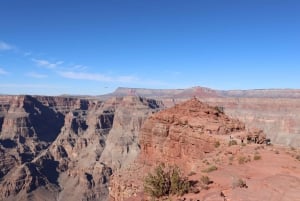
[108,87,300,146]
[0,95,162,201]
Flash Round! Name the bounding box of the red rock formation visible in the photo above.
[139,98,245,170]
[107,87,300,146]
[0,95,162,201]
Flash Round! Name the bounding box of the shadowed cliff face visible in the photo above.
[0,95,162,201]
[23,95,65,142]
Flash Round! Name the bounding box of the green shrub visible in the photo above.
[144,163,190,198]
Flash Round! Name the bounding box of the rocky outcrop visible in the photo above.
[105,87,300,146]
[109,98,247,201]
[139,98,244,169]
[0,95,162,201]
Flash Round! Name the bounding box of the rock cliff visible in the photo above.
[139,98,244,169]
[0,95,162,201]
[109,98,247,200]
[106,87,300,146]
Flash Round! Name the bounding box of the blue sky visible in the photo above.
[0,0,299,95]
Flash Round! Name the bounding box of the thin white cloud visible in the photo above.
[26,72,48,79]
[0,41,14,51]
[70,64,88,71]
[0,68,9,75]
[32,58,64,69]
[58,71,138,83]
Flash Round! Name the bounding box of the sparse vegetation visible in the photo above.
[188,171,197,176]
[202,165,218,173]
[238,156,251,164]
[144,163,191,198]
[232,178,248,188]
[253,154,262,160]
[199,175,212,190]
[214,141,221,148]
[214,106,224,114]
[275,150,280,154]
[228,140,238,146]
[200,175,211,185]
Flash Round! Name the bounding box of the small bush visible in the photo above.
[202,165,218,173]
[188,171,196,176]
[228,140,238,146]
[295,155,300,161]
[214,106,224,114]
[275,150,280,154]
[200,175,211,185]
[253,155,261,160]
[144,163,191,198]
[232,178,248,188]
[214,141,221,148]
[238,156,250,164]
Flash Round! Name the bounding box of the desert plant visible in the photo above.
[199,175,212,190]
[238,156,251,164]
[214,106,224,114]
[200,175,211,185]
[188,171,197,176]
[144,163,191,198]
[202,165,218,173]
[214,141,221,148]
[253,155,261,160]
[228,140,238,146]
[232,178,248,188]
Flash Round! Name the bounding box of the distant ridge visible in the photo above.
[104,86,300,99]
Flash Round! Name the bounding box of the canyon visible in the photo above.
[0,95,162,201]
[108,87,300,146]
[0,86,300,201]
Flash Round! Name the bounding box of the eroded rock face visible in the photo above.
[0,95,162,201]
[107,87,300,146]
[109,98,247,201]
[139,98,245,169]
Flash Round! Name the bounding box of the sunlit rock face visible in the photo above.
[0,95,162,201]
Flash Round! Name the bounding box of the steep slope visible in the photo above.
[0,95,162,201]
[109,98,247,200]
[139,98,244,169]
[109,98,300,201]
[103,86,300,146]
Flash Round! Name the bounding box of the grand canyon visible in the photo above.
[1,86,300,201]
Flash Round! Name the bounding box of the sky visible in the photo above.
[0,0,299,95]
